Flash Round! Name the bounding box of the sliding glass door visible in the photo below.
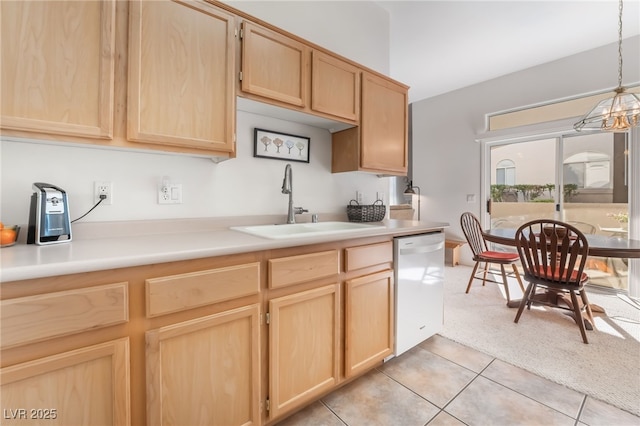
[486,131,631,292]
[562,132,628,236]
[562,132,629,290]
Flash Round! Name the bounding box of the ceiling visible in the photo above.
[376,1,640,103]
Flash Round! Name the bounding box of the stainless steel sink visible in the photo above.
[230,221,385,239]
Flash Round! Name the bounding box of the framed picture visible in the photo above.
[253,128,310,163]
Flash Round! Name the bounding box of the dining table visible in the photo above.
[598,227,629,237]
[482,228,640,327]
[483,228,640,259]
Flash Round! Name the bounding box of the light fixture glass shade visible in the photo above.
[574,88,640,132]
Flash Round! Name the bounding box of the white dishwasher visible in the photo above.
[393,232,445,356]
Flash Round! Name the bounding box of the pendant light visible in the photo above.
[574,0,640,132]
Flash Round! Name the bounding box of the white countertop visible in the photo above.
[0,216,449,283]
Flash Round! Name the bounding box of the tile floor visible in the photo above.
[276,334,640,426]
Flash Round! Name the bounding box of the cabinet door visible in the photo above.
[146,304,260,426]
[360,72,408,174]
[0,338,130,425]
[268,284,340,419]
[345,270,394,378]
[311,51,359,122]
[128,0,235,152]
[1,1,115,139]
[241,21,308,108]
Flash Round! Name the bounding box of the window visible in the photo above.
[563,151,611,189]
[496,159,516,185]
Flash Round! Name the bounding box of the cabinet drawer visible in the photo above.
[1,282,129,349]
[146,262,260,317]
[344,242,393,272]
[269,250,339,289]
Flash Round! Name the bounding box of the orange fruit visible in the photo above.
[0,221,4,230]
[1,228,16,245]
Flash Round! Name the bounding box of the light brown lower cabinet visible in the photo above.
[345,269,394,378]
[268,283,341,420]
[0,235,404,426]
[0,338,131,425]
[146,304,261,426]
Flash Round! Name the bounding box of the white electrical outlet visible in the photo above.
[94,181,113,205]
[158,183,183,204]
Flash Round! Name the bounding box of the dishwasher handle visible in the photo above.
[398,241,444,255]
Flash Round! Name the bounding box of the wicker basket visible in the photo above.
[347,200,386,222]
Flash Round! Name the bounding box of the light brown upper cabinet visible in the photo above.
[332,72,408,175]
[128,0,235,153]
[240,20,309,109]
[0,0,116,139]
[311,51,360,122]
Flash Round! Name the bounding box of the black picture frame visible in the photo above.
[253,128,310,163]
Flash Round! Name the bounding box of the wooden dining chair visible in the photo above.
[566,220,597,235]
[460,212,525,307]
[514,219,594,344]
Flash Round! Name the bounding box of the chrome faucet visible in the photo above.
[281,163,308,224]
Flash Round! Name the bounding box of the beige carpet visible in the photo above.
[440,265,640,417]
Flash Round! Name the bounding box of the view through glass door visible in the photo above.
[562,132,629,290]
[488,132,630,292]
[489,137,558,228]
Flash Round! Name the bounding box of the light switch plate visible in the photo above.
[159,184,182,204]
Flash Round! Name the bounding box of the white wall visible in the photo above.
[411,36,640,262]
[1,112,387,224]
[0,2,391,226]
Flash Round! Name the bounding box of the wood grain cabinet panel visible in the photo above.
[0,282,128,349]
[128,0,235,152]
[268,284,340,419]
[360,72,408,174]
[0,338,131,426]
[240,20,309,108]
[345,270,394,377]
[311,51,359,122]
[332,72,408,175]
[145,262,260,317]
[0,0,116,139]
[344,241,393,272]
[269,250,339,289]
[146,304,260,426]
